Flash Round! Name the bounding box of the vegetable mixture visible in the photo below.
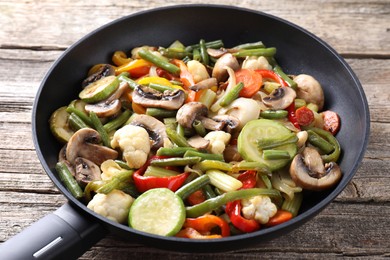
[50,39,342,238]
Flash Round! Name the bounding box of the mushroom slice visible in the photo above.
[190,78,218,91]
[207,48,228,58]
[187,135,210,150]
[132,85,185,110]
[66,128,118,165]
[85,99,121,118]
[198,116,225,131]
[176,102,208,128]
[82,64,115,88]
[129,114,168,149]
[262,86,296,110]
[58,145,67,162]
[74,157,101,187]
[212,53,240,82]
[293,74,324,111]
[289,147,342,191]
[211,115,240,133]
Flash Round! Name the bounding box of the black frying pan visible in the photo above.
[0,4,370,259]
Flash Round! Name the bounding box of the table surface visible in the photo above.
[0,0,389,259]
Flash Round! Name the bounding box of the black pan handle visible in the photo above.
[0,202,107,260]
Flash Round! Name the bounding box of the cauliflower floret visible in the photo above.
[87,190,134,223]
[204,130,231,154]
[241,56,272,70]
[110,125,150,169]
[241,195,277,224]
[186,60,210,83]
[100,159,127,181]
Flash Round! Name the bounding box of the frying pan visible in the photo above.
[0,4,369,259]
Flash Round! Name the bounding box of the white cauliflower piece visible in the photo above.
[100,159,127,181]
[204,131,231,154]
[87,190,134,223]
[110,125,150,169]
[241,195,277,224]
[242,56,272,70]
[187,60,210,83]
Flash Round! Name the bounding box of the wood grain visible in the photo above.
[0,0,389,259]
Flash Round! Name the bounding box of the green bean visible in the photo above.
[307,130,334,154]
[294,98,307,109]
[68,112,89,130]
[175,174,210,200]
[117,74,139,90]
[103,109,132,133]
[166,127,190,147]
[138,49,180,75]
[183,150,224,162]
[114,160,131,170]
[231,161,270,173]
[176,123,185,137]
[186,188,282,218]
[282,192,303,217]
[192,120,206,137]
[273,65,297,90]
[263,149,291,160]
[192,48,201,61]
[66,106,92,126]
[232,47,277,58]
[170,80,183,86]
[305,127,341,162]
[148,82,176,92]
[196,160,233,172]
[202,184,217,199]
[97,170,134,194]
[186,40,224,51]
[232,41,266,50]
[156,146,197,157]
[118,182,140,198]
[159,48,192,59]
[55,162,83,199]
[146,107,177,118]
[150,156,201,167]
[163,117,177,130]
[219,82,244,107]
[89,111,111,148]
[257,134,298,150]
[199,39,209,65]
[260,174,272,189]
[260,109,288,119]
[84,181,103,201]
[144,166,180,177]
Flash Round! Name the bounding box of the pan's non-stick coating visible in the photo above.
[33,5,369,252]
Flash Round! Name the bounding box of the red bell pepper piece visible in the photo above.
[225,170,260,233]
[182,215,230,237]
[186,189,206,206]
[287,103,301,130]
[132,156,189,193]
[255,69,288,87]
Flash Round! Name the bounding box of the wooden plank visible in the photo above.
[0,0,389,56]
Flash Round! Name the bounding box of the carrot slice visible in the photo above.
[235,69,263,98]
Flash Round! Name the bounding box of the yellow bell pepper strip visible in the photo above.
[115,58,151,77]
[137,76,173,87]
[178,215,230,238]
[112,51,132,66]
[132,156,190,193]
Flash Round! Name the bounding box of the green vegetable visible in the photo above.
[263,149,291,160]
[219,82,244,107]
[144,166,180,177]
[148,82,176,92]
[117,73,139,90]
[183,150,224,162]
[307,130,334,154]
[206,170,243,192]
[196,160,233,172]
[79,75,119,103]
[129,188,186,236]
[232,41,266,50]
[146,107,177,118]
[260,110,288,119]
[273,65,297,90]
[186,188,281,218]
[192,120,206,137]
[304,127,341,162]
[150,157,201,167]
[238,119,297,171]
[68,112,89,131]
[166,127,191,147]
[156,147,197,157]
[49,106,74,143]
[282,192,303,217]
[97,170,134,194]
[199,39,209,65]
[103,109,132,133]
[138,49,180,75]
[55,162,83,199]
[175,174,210,200]
[89,111,111,148]
[232,47,277,58]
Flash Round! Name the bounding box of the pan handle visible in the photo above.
[0,202,107,260]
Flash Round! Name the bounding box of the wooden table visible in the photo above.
[1,0,389,259]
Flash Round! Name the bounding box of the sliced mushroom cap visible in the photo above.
[74,157,102,187]
[289,147,342,191]
[58,145,67,162]
[129,114,168,149]
[223,144,242,162]
[82,64,115,88]
[212,53,240,82]
[187,135,210,150]
[132,85,185,110]
[198,116,225,131]
[262,86,296,110]
[293,74,324,111]
[66,128,118,165]
[207,48,228,58]
[85,99,121,118]
[176,102,208,128]
[212,115,240,133]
